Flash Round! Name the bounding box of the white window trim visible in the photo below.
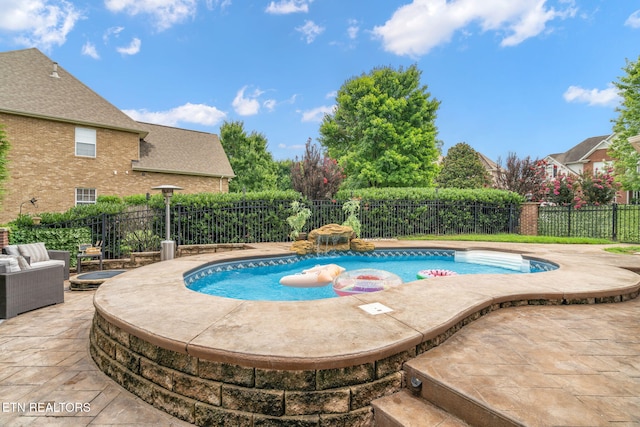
[75,127,96,158]
[75,188,97,205]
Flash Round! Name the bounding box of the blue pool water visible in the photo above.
[185,250,556,301]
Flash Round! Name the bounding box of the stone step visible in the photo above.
[403,360,524,427]
[372,390,470,427]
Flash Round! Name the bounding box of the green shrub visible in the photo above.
[9,227,92,267]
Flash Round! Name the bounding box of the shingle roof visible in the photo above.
[0,48,146,135]
[134,122,235,178]
[552,135,611,164]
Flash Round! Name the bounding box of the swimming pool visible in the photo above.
[185,249,557,301]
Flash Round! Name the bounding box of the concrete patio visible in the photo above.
[0,242,638,425]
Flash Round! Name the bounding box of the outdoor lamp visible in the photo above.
[19,197,38,215]
[152,185,183,261]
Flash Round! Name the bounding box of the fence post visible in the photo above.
[176,204,182,246]
[519,203,539,236]
[612,203,618,241]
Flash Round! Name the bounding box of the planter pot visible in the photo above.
[296,232,308,241]
[31,217,41,225]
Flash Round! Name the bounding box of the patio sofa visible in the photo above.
[2,243,70,280]
[0,262,64,319]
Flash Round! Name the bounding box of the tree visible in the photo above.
[436,143,491,189]
[608,55,640,191]
[219,121,277,192]
[496,153,547,200]
[274,159,293,191]
[577,168,620,207]
[319,65,440,188]
[0,125,9,205]
[291,138,344,200]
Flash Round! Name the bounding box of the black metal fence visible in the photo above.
[538,204,640,242]
[44,200,521,259]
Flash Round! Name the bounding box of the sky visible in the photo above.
[0,0,639,163]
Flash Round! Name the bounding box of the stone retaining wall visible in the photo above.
[89,291,640,426]
[90,311,404,426]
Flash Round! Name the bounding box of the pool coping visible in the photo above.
[93,241,640,371]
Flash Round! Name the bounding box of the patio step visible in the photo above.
[390,357,524,427]
[372,389,470,427]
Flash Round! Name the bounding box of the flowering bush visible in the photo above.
[544,173,578,206]
[576,168,620,208]
[543,167,620,209]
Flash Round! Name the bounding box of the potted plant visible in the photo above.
[286,201,312,241]
[342,199,361,238]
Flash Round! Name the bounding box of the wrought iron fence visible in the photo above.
[43,200,521,259]
[538,204,640,242]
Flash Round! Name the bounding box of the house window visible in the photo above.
[76,188,96,205]
[75,127,96,157]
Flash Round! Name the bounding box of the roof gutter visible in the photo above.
[0,108,149,138]
[131,164,236,179]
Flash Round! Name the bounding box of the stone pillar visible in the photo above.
[0,227,9,249]
[520,203,540,236]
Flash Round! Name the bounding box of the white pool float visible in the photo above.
[279,264,345,288]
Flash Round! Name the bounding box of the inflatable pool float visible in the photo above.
[416,269,458,279]
[280,264,345,288]
[332,269,403,296]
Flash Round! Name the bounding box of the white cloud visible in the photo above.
[116,37,141,55]
[265,0,311,15]
[296,20,324,43]
[347,19,360,40]
[300,105,334,122]
[263,99,277,112]
[563,84,621,107]
[0,0,82,51]
[325,91,337,99]
[82,41,100,59]
[104,0,197,31]
[103,26,124,44]
[123,103,227,126]
[232,86,264,116]
[625,10,640,28]
[373,0,577,57]
[205,0,231,10]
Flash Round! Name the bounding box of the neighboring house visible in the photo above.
[544,134,629,203]
[476,151,500,186]
[0,48,234,223]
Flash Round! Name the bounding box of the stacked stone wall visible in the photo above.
[90,311,405,425]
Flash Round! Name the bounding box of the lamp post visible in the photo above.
[152,185,183,261]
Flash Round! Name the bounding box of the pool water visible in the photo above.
[186,252,538,301]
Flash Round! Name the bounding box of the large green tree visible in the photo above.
[319,65,440,188]
[436,142,491,189]
[219,121,278,192]
[608,55,640,191]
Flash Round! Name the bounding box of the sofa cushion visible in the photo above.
[3,245,20,256]
[0,256,20,273]
[18,243,50,263]
[31,260,65,270]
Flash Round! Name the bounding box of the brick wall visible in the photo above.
[520,202,539,236]
[0,113,228,223]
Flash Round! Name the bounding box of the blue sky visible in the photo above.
[0,1,639,163]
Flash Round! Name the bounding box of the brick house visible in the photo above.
[544,134,629,203]
[0,48,234,223]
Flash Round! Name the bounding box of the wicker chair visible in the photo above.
[0,264,64,319]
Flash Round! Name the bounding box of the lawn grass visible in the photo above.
[604,246,640,255]
[399,233,614,244]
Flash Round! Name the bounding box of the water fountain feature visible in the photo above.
[289,223,375,255]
